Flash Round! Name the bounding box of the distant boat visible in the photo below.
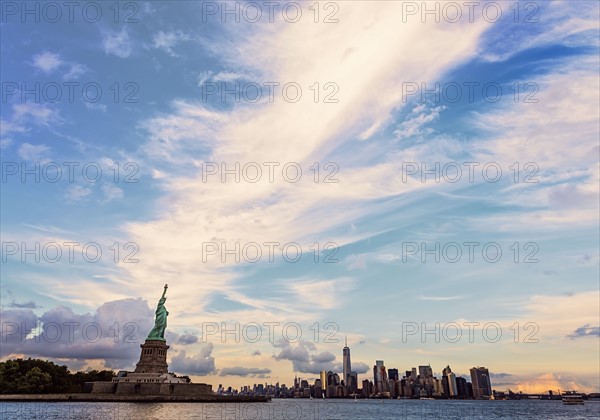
[562,394,584,405]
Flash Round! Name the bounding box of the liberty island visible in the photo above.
[0,286,268,403]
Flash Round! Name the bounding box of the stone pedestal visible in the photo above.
[134,340,169,374]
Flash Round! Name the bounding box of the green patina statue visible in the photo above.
[147,284,169,341]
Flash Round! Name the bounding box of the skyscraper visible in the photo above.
[442,365,453,398]
[418,365,433,379]
[470,367,492,399]
[373,361,389,393]
[342,335,352,388]
[314,378,323,397]
[325,371,339,398]
[455,376,471,398]
[442,365,452,376]
[448,372,458,397]
[362,379,373,396]
[374,360,385,392]
[348,372,358,394]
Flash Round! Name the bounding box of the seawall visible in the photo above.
[0,394,270,403]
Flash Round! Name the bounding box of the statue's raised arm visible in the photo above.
[147,284,169,341]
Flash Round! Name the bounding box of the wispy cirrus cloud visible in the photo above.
[152,30,190,56]
[120,3,488,323]
[420,295,464,301]
[31,51,62,73]
[394,105,445,140]
[466,63,599,231]
[102,29,133,58]
[30,51,88,79]
[17,143,51,162]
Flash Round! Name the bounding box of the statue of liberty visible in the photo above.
[147,284,169,341]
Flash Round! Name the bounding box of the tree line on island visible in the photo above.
[0,358,115,394]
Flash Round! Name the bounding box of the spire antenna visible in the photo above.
[345,335,347,347]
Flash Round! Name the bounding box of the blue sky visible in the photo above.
[1,1,599,392]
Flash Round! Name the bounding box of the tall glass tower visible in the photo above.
[342,336,351,388]
[470,366,492,399]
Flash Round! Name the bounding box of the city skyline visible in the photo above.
[214,338,496,400]
[213,339,564,400]
[1,0,599,397]
[0,313,589,394]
